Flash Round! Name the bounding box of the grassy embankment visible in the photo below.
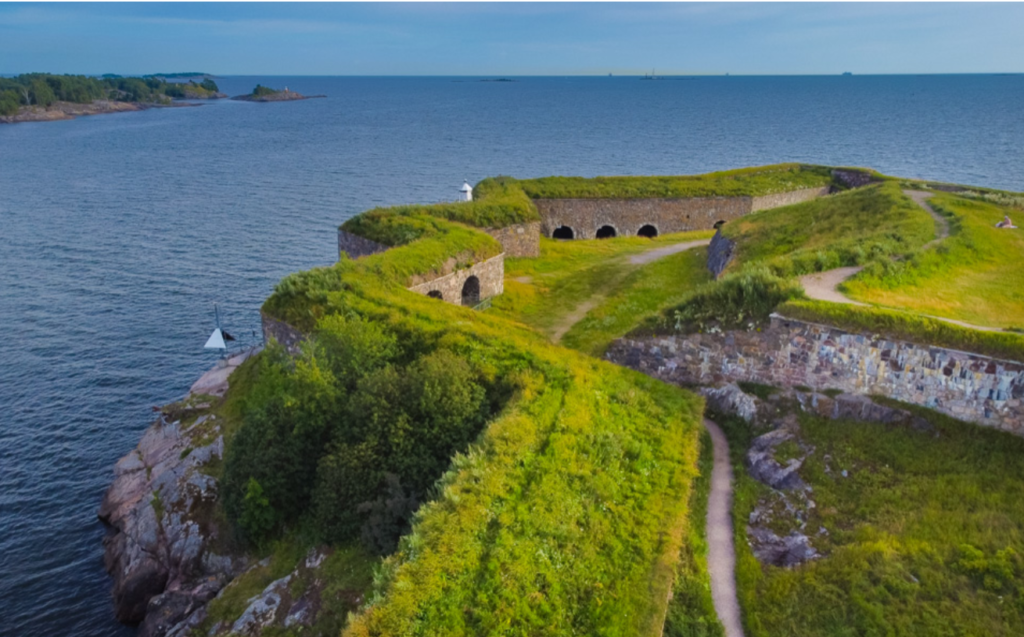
[841,192,1024,330]
[641,181,1024,362]
[713,394,1024,637]
[516,163,833,199]
[215,189,717,635]
[490,232,713,353]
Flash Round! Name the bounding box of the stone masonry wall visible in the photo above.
[261,310,305,353]
[750,186,831,212]
[534,187,828,239]
[337,229,389,260]
[484,222,541,258]
[606,314,1024,434]
[535,197,750,239]
[407,253,505,305]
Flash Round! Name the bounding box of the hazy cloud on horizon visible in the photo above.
[1,2,1021,76]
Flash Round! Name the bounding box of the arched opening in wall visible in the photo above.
[552,226,574,240]
[427,290,443,300]
[596,225,617,239]
[461,276,480,307]
[637,224,658,238]
[713,220,727,230]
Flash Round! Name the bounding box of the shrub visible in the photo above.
[671,267,804,331]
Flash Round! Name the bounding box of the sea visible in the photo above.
[1,74,1023,636]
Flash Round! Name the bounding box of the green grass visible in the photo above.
[516,164,832,199]
[560,247,712,356]
[722,182,936,278]
[253,220,708,635]
[778,299,1024,363]
[490,231,713,342]
[843,192,1024,329]
[723,401,1024,637]
[204,536,310,626]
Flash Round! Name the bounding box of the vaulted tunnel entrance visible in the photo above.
[596,225,617,239]
[461,276,480,307]
[637,224,658,238]
[427,290,443,300]
[552,226,574,240]
[713,220,727,230]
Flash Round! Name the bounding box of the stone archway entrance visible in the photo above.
[427,290,443,300]
[637,224,658,238]
[596,225,617,239]
[552,226,574,240]
[461,276,480,307]
[713,220,727,230]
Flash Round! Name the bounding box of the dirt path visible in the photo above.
[797,266,867,306]
[704,418,745,637]
[904,190,950,249]
[629,238,712,265]
[548,239,712,343]
[796,191,1004,332]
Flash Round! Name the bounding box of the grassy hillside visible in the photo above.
[716,398,1024,637]
[491,231,713,349]
[842,192,1024,329]
[721,182,936,277]
[245,207,716,635]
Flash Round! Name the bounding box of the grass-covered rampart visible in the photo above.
[842,192,1024,329]
[339,176,539,247]
[515,163,832,199]
[245,197,718,633]
[719,182,936,278]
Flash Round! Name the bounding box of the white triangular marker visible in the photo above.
[204,328,226,350]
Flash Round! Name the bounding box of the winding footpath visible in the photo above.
[798,190,1002,333]
[703,418,745,637]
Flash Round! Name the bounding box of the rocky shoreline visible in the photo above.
[98,349,365,637]
[98,352,252,634]
[0,99,202,124]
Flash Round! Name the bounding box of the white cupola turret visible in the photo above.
[460,180,473,202]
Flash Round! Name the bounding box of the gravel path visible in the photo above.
[704,418,745,637]
[629,238,712,265]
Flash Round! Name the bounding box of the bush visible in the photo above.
[671,267,804,332]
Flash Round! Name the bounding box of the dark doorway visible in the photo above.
[427,290,443,300]
[461,276,480,306]
[637,224,658,238]
[596,225,617,239]
[713,220,726,230]
[552,226,574,240]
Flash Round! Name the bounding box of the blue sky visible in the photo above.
[1,2,1022,76]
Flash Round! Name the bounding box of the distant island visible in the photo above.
[0,73,226,124]
[230,84,326,102]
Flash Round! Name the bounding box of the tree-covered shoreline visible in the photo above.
[0,73,222,116]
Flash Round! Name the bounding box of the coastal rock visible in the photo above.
[748,526,819,567]
[701,383,759,423]
[99,354,255,632]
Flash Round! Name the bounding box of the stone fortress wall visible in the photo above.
[606,314,1024,434]
[337,229,389,259]
[533,186,829,239]
[407,253,504,305]
[483,221,541,258]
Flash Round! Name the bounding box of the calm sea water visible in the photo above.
[1,75,1023,636]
